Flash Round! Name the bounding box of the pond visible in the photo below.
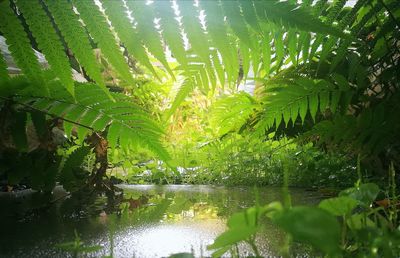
[0,185,324,257]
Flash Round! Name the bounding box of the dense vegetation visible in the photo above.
[0,0,399,256]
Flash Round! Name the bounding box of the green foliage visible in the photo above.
[0,52,8,83]
[255,78,342,131]
[59,146,91,192]
[166,79,194,119]
[0,78,169,161]
[210,181,400,257]
[272,206,341,255]
[0,77,169,191]
[17,0,74,96]
[101,0,159,80]
[43,0,107,95]
[72,0,134,86]
[210,92,257,135]
[126,1,174,79]
[0,1,46,93]
[319,196,358,216]
[56,230,102,257]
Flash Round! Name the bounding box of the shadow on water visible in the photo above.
[0,185,323,257]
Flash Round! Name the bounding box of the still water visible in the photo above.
[0,185,323,257]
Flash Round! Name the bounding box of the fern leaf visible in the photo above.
[18,0,74,96]
[287,30,298,65]
[43,0,108,96]
[153,0,188,69]
[126,1,175,79]
[0,51,8,83]
[255,0,347,38]
[0,1,46,94]
[101,0,160,81]
[72,0,135,86]
[250,38,261,77]
[177,1,214,75]
[239,0,261,32]
[262,33,272,76]
[60,145,91,191]
[308,0,349,64]
[166,79,194,119]
[201,0,238,86]
[300,32,311,63]
[274,32,285,68]
[211,51,225,87]
[210,92,257,135]
[11,111,28,151]
[257,78,341,130]
[239,42,250,82]
[221,0,253,49]
[14,81,170,161]
[199,67,210,93]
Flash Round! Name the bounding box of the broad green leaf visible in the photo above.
[319,196,358,216]
[339,183,380,206]
[207,227,257,250]
[272,206,341,255]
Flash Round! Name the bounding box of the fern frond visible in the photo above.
[43,0,108,96]
[201,1,238,85]
[221,1,253,49]
[126,0,174,79]
[177,0,215,84]
[256,78,343,133]
[101,0,159,81]
[239,0,261,33]
[18,0,74,96]
[6,80,170,161]
[211,51,225,87]
[210,92,258,136]
[0,1,46,93]
[72,0,135,86]
[153,0,188,70]
[165,78,194,118]
[59,145,91,191]
[0,51,8,83]
[255,0,347,37]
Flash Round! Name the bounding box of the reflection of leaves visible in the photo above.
[208,206,262,254]
[339,183,380,206]
[319,196,358,216]
[55,230,102,255]
[272,206,341,255]
[167,196,193,214]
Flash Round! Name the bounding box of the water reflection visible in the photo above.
[0,185,323,257]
